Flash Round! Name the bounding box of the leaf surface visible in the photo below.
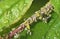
[0,0,33,31]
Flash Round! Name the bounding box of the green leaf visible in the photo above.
[0,0,33,31]
[50,0,60,15]
[45,0,60,39]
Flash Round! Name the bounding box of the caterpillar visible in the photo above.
[7,2,54,39]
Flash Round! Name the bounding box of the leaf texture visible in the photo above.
[0,0,33,31]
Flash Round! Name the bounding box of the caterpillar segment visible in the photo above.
[24,20,30,30]
[24,17,32,35]
[7,2,54,39]
[39,3,53,23]
[31,14,37,22]
[8,23,25,39]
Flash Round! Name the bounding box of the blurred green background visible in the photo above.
[0,0,60,39]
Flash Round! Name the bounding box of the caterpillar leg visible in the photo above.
[14,33,19,39]
[25,27,32,36]
[27,29,32,36]
[42,14,51,23]
[24,21,32,35]
[42,18,48,23]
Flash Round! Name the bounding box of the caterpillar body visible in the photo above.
[7,2,54,39]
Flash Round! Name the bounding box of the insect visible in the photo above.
[7,2,54,39]
[8,23,25,39]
